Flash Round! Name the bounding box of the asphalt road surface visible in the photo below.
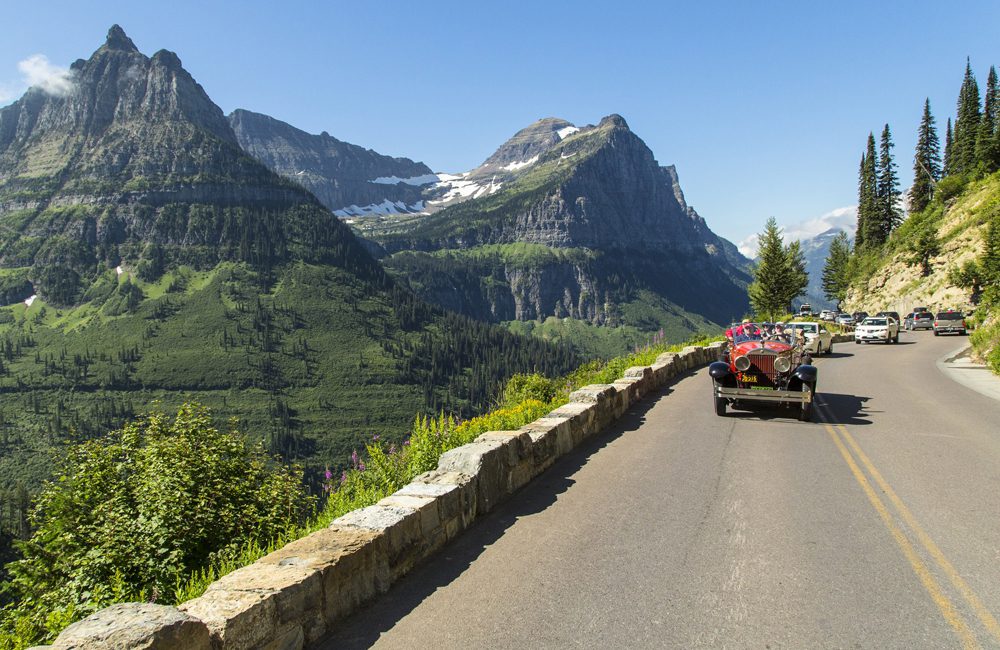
[319,331,1000,649]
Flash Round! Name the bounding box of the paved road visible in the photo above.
[320,331,1000,649]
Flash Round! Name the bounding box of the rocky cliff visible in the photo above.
[229,109,433,217]
[370,115,751,330]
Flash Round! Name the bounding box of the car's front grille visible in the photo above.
[744,350,777,387]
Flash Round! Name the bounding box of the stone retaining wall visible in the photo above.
[43,338,849,649]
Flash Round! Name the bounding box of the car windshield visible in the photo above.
[864,318,887,326]
[789,323,817,334]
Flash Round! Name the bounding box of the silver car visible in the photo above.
[785,321,834,355]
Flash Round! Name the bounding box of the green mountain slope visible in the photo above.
[0,27,579,505]
[842,171,1000,368]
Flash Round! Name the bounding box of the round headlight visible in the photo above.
[774,356,791,373]
[734,355,751,371]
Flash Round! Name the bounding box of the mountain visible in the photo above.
[0,25,382,305]
[229,109,434,218]
[0,26,578,496]
[359,115,751,338]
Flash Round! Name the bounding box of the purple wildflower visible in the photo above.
[340,470,348,485]
[358,460,366,472]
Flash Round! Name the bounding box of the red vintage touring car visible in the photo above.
[710,324,818,421]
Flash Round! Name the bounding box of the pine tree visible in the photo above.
[877,124,902,238]
[747,217,793,321]
[782,240,809,312]
[856,153,867,249]
[822,232,852,305]
[953,59,981,175]
[859,134,882,247]
[975,65,999,171]
[909,99,941,213]
[944,118,954,175]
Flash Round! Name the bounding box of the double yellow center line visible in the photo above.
[819,409,1000,649]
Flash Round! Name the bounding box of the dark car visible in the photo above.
[875,311,901,325]
[710,324,818,421]
[852,311,869,323]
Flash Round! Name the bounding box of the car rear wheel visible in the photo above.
[855,339,860,344]
[826,342,834,355]
[799,383,814,422]
[893,333,899,343]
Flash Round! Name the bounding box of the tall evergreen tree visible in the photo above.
[822,231,852,305]
[877,124,902,238]
[782,240,809,313]
[747,218,793,321]
[944,118,954,175]
[953,59,981,175]
[975,65,999,171]
[856,153,867,249]
[909,99,942,213]
[859,134,882,247]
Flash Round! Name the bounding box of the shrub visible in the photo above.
[0,404,313,646]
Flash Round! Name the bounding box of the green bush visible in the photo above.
[0,404,313,646]
[501,373,558,407]
[935,175,969,203]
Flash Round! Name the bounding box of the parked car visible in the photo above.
[855,317,899,344]
[798,303,812,316]
[819,310,836,321]
[911,312,934,330]
[933,310,967,336]
[913,306,930,314]
[875,311,902,325]
[785,321,834,355]
[902,313,915,330]
[851,311,869,323]
[709,323,818,421]
[835,313,855,326]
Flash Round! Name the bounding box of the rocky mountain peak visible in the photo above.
[103,24,138,53]
[598,114,629,130]
[480,117,576,169]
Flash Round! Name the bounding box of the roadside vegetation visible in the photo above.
[819,60,1000,373]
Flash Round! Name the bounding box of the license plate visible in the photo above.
[738,373,757,383]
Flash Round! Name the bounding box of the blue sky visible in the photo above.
[2,0,998,247]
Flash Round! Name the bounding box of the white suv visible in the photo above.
[854,317,899,344]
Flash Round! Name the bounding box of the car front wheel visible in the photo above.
[714,386,726,416]
[799,382,814,422]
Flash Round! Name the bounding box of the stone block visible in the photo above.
[475,430,536,492]
[380,493,443,542]
[519,416,573,470]
[547,402,597,445]
[408,470,477,531]
[438,439,508,514]
[51,603,211,650]
[179,558,315,649]
[567,384,616,404]
[333,504,423,581]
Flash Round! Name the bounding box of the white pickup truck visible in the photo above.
[854,316,899,344]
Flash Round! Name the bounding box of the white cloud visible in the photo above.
[17,54,75,97]
[737,206,857,258]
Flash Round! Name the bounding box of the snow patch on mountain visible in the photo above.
[501,156,539,172]
[334,199,425,218]
[370,173,440,186]
[557,126,580,139]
